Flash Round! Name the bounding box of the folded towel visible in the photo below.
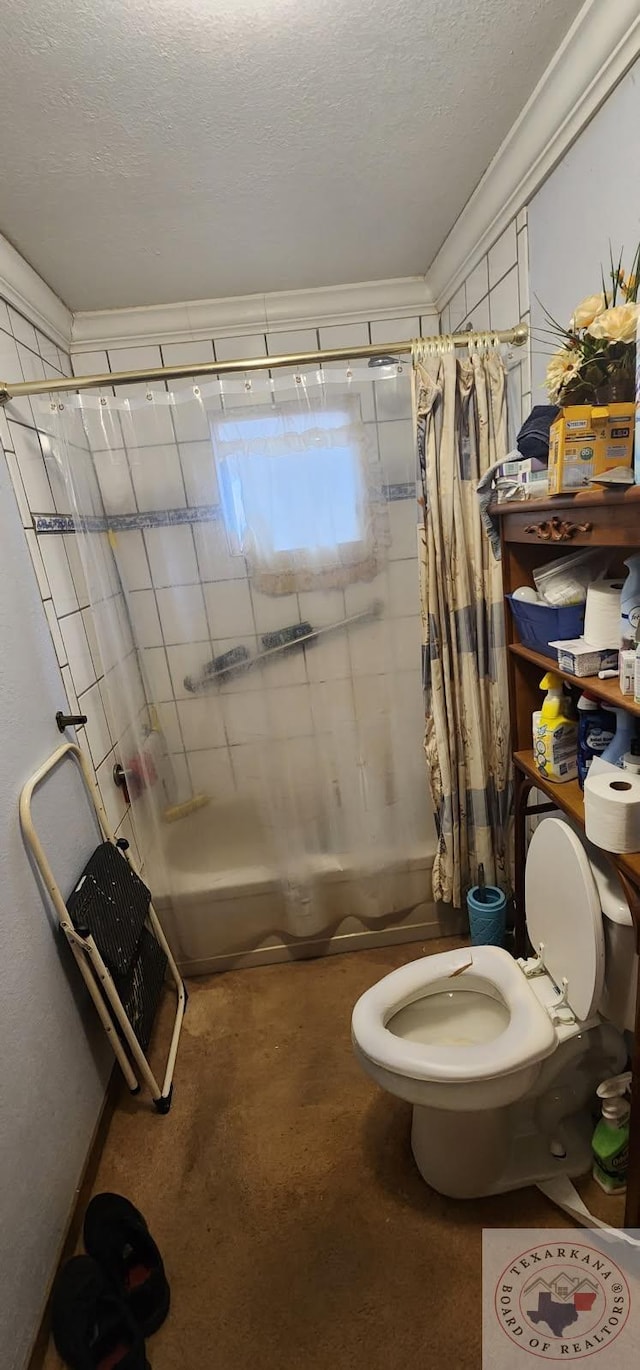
[517,404,559,460]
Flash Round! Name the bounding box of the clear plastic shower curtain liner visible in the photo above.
[45,361,429,940]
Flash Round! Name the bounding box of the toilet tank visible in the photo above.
[588,850,637,1033]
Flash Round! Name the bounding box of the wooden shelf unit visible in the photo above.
[509,642,640,718]
[496,488,640,1228]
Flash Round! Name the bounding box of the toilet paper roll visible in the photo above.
[584,769,640,852]
[584,579,624,649]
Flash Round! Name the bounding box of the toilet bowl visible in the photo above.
[351,818,629,1198]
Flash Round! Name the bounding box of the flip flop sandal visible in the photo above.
[52,1256,150,1370]
[84,1194,170,1338]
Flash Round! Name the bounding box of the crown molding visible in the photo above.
[0,231,72,352]
[70,276,436,352]
[428,0,640,310]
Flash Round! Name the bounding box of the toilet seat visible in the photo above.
[525,817,605,1021]
[351,945,556,1084]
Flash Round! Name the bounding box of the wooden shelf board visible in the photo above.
[490,486,640,518]
[509,641,639,717]
[514,748,640,886]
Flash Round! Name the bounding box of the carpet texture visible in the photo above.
[40,937,623,1369]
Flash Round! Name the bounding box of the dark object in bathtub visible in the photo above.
[261,622,315,655]
[184,644,251,693]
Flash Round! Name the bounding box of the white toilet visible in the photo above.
[351,817,634,1199]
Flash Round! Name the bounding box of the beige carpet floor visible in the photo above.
[40,937,623,1370]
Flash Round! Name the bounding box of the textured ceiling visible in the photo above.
[0,0,582,311]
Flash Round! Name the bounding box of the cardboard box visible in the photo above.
[548,403,635,494]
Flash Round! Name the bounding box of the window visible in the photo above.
[211,400,388,594]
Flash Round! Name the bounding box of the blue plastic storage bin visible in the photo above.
[507,595,585,659]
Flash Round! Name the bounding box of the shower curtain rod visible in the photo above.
[0,323,528,402]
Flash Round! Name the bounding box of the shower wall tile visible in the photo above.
[214,334,267,362]
[387,501,418,559]
[25,529,52,600]
[439,214,531,445]
[188,747,236,802]
[203,578,254,640]
[79,680,113,770]
[93,449,137,514]
[179,441,219,507]
[309,678,355,733]
[165,640,212,700]
[377,419,414,483]
[388,557,421,617]
[369,316,419,344]
[113,530,153,591]
[144,524,198,586]
[266,683,313,739]
[297,587,345,629]
[176,698,226,751]
[72,349,110,377]
[161,340,215,367]
[140,645,173,702]
[64,534,90,609]
[304,634,350,683]
[37,535,78,617]
[8,307,39,352]
[172,399,211,443]
[59,611,95,696]
[128,589,164,648]
[10,421,54,513]
[107,344,163,373]
[168,752,192,805]
[157,584,208,645]
[488,221,518,290]
[250,589,299,635]
[44,599,68,668]
[259,644,307,688]
[489,265,519,333]
[156,701,183,754]
[464,259,489,314]
[130,443,186,511]
[318,322,369,350]
[222,691,268,746]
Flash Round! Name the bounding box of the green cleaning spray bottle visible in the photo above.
[592,1072,631,1194]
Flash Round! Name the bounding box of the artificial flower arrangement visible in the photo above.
[544,245,639,406]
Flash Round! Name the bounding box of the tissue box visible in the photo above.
[548,403,635,494]
[548,637,619,677]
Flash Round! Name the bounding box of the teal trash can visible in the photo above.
[467,884,507,947]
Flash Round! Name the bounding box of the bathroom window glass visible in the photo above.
[210,399,388,594]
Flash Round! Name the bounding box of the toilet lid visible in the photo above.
[525,817,605,1020]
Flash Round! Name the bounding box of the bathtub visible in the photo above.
[145,801,463,975]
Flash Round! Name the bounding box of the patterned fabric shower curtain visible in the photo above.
[414,346,512,908]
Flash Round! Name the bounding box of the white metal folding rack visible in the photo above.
[20,742,186,1112]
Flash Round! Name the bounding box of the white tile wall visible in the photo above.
[440,214,532,445]
[0,299,147,853]
[12,309,423,834]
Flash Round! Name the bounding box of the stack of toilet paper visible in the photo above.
[584,759,640,852]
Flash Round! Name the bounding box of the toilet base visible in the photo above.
[410,1102,593,1200]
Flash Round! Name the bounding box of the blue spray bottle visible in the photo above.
[576,694,616,788]
[600,707,637,768]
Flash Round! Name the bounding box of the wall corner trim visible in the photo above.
[70,276,436,352]
[0,232,72,351]
[428,0,640,310]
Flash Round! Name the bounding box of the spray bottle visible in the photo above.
[592,1072,631,1194]
[533,672,578,783]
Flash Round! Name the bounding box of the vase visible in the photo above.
[594,374,636,404]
